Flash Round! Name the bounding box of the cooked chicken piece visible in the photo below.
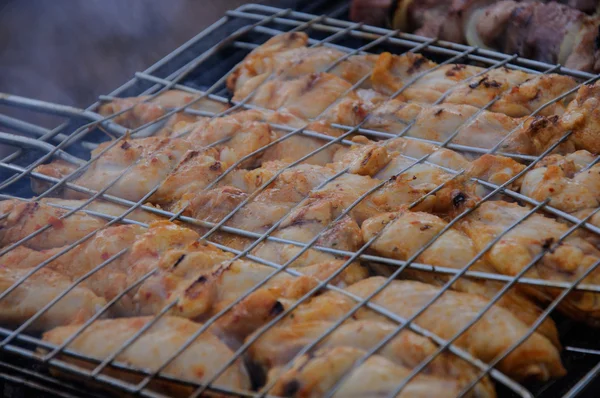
[458,200,600,324]
[361,211,560,346]
[218,109,347,166]
[1,220,366,340]
[178,162,338,228]
[33,137,191,202]
[42,198,163,224]
[364,99,573,154]
[249,320,496,398]
[372,51,576,117]
[227,32,378,93]
[0,223,179,315]
[521,151,600,213]
[382,136,471,170]
[34,116,274,204]
[98,89,229,130]
[371,52,481,103]
[136,240,367,342]
[267,346,478,398]
[42,316,251,394]
[0,266,106,331]
[560,81,600,153]
[0,198,162,250]
[0,199,107,250]
[465,154,526,188]
[344,277,565,381]
[233,72,371,123]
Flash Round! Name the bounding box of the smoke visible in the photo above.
[0,0,251,159]
[0,0,251,115]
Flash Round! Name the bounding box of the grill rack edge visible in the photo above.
[0,3,600,398]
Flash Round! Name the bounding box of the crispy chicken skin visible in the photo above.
[458,201,600,324]
[42,316,251,393]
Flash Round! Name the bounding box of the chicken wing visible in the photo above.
[560,81,600,153]
[98,89,229,130]
[227,32,377,93]
[361,210,560,346]
[42,316,251,394]
[372,52,576,117]
[248,320,496,398]
[345,277,565,381]
[0,266,106,331]
[267,346,479,398]
[0,198,161,250]
[364,99,573,155]
[458,200,600,324]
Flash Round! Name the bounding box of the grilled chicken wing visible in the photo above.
[33,116,274,204]
[0,198,161,250]
[0,220,366,339]
[0,266,106,331]
[267,346,479,398]
[521,150,600,213]
[98,89,229,130]
[42,316,251,394]
[361,210,560,346]
[372,52,576,117]
[345,277,565,381]
[364,99,573,155]
[560,81,600,153]
[249,320,496,398]
[458,200,600,324]
[227,32,377,93]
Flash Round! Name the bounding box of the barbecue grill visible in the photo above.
[0,2,600,397]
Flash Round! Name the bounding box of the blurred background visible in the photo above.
[0,0,268,109]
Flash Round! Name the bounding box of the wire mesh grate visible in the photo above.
[0,3,600,398]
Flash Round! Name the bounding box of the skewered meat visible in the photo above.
[42,316,251,394]
[354,0,600,73]
[458,200,600,324]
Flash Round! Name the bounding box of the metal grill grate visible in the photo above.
[0,3,600,397]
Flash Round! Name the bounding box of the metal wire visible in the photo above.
[0,4,600,398]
